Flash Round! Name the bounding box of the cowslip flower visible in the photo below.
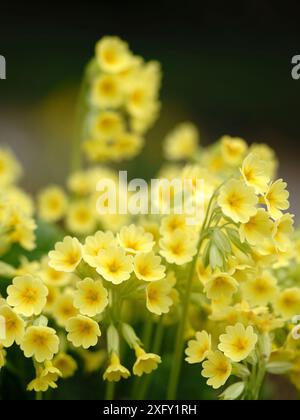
[0,305,25,347]
[218,179,258,223]
[40,256,71,287]
[159,230,197,265]
[274,288,300,319]
[220,136,247,166]
[241,271,278,306]
[239,208,273,245]
[91,111,124,140]
[201,351,232,389]
[48,236,82,273]
[27,373,59,392]
[6,275,48,317]
[132,345,161,376]
[163,122,199,161]
[185,331,211,364]
[95,246,133,284]
[272,213,294,252]
[66,315,101,349]
[218,323,258,362]
[103,352,131,382]
[53,293,79,327]
[37,186,68,223]
[73,278,108,317]
[240,153,270,194]
[133,252,166,281]
[264,179,289,220]
[21,326,59,363]
[118,224,154,254]
[53,353,78,378]
[0,148,22,187]
[82,231,117,268]
[91,74,124,108]
[146,278,173,315]
[66,200,97,236]
[96,36,133,74]
[204,273,239,302]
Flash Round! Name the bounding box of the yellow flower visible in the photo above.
[66,315,101,349]
[6,275,48,317]
[185,331,211,364]
[272,213,294,252]
[40,256,71,287]
[91,74,124,108]
[241,271,278,306]
[218,179,258,223]
[220,135,247,166]
[163,122,199,161]
[274,288,300,319]
[239,208,273,245]
[53,353,78,378]
[264,179,289,220]
[146,278,173,315]
[27,374,58,392]
[196,259,212,284]
[113,132,144,161]
[218,323,258,362]
[134,252,166,282]
[0,305,25,347]
[160,214,193,236]
[66,200,97,235]
[118,224,154,254]
[240,153,270,194]
[96,36,133,74]
[96,246,133,284]
[74,278,108,317]
[91,111,124,140]
[249,143,278,179]
[21,326,59,362]
[132,345,161,376]
[159,230,197,265]
[0,148,22,187]
[37,186,68,223]
[201,351,232,389]
[80,349,106,373]
[103,352,131,382]
[204,273,238,302]
[53,292,79,327]
[44,285,60,314]
[48,236,82,273]
[83,231,117,268]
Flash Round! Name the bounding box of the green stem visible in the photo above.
[35,392,42,401]
[105,381,116,400]
[166,186,221,400]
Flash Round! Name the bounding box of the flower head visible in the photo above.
[274,288,300,319]
[202,351,232,389]
[73,278,108,317]
[96,36,133,74]
[239,208,273,245]
[133,345,161,376]
[7,275,48,317]
[21,326,59,363]
[241,271,278,306]
[264,179,289,220]
[103,352,131,382]
[220,136,247,166]
[53,353,78,378]
[66,315,101,349]
[163,122,199,161]
[0,305,25,347]
[241,153,270,194]
[95,246,133,284]
[134,251,166,281]
[185,331,211,364]
[218,323,258,362]
[218,179,258,223]
[37,186,67,223]
[146,278,173,315]
[204,273,238,302]
[83,231,117,268]
[49,236,82,273]
[118,224,154,254]
[159,230,197,265]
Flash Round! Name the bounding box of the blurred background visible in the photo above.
[1,0,300,218]
[1,0,300,400]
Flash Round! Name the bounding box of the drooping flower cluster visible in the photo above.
[0,37,300,400]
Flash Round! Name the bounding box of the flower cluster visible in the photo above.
[0,37,300,400]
